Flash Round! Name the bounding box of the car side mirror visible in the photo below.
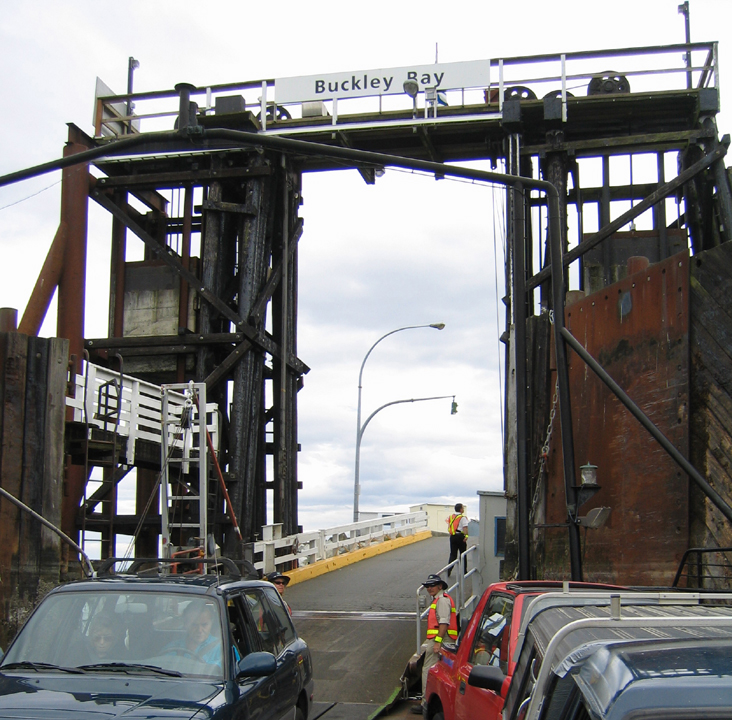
[468,664,505,693]
[236,651,277,679]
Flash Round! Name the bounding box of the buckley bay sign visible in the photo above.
[274,60,490,104]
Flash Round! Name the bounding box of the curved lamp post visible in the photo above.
[354,394,456,521]
[353,323,447,522]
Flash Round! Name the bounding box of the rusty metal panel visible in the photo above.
[544,251,690,585]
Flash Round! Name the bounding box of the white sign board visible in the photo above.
[275,60,490,104]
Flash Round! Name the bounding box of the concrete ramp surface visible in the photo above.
[287,535,447,711]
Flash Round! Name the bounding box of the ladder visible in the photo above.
[160,381,209,558]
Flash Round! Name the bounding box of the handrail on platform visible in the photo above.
[92,42,718,139]
[66,361,219,466]
[415,544,479,654]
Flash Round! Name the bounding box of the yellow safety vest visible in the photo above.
[448,513,466,536]
[426,592,459,641]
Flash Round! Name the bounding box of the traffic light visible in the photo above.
[451,397,458,415]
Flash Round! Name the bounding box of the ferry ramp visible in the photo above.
[288,534,449,719]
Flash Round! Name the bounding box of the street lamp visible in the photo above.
[354,323,446,522]
[354,395,456,522]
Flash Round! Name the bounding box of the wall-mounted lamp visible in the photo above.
[579,462,598,486]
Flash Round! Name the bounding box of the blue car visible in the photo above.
[0,558,313,719]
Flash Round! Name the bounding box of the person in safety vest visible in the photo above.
[411,574,459,715]
[446,503,469,576]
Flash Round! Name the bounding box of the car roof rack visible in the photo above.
[95,556,243,579]
[523,606,732,720]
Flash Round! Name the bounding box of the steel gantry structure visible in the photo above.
[1,41,732,591]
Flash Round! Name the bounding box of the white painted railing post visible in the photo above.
[317,530,326,562]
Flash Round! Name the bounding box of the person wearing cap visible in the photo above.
[446,503,469,577]
[266,571,291,613]
[413,574,458,715]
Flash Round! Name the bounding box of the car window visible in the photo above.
[261,586,296,647]
[242,590,282,656]
[2,590,224,679]
[227,596,257,662]
[469,592,514,672]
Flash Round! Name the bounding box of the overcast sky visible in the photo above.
[1,1,730,536]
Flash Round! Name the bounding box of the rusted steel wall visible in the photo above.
[689,241,732,586]
[542,251,690,585]
[0,333,68,645]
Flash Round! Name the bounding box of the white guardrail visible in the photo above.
[66,362,219,465]
[254,511,429,575]
[69,364,427,574]
[94,42,718,139]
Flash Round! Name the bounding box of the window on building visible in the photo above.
[495,517,506,557]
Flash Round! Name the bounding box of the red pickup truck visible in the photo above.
[423,580,621,720]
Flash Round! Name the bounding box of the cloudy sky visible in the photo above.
[1,1,730,536]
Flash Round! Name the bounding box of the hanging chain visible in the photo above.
[530,309,558,523]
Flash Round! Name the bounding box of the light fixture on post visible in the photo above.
[403,78,420,118]
[574,461,600,510]
[579,462,598,485]
[353,323,446,522]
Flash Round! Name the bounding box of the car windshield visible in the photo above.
[2,590,224,679]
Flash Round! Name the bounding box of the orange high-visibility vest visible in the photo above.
[426,592,458,641]
[448,513,467,535]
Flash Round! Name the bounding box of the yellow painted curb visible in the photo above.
[285,530,433,586]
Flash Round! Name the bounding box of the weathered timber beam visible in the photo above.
[527,144,727,291]
[80,514,161,532]
[528,182,666,205]
[204,340,253,390]
[132,188,168,214]
[79,465,132,515]
[96,164,272,190]
[19,222,67,335]
[86,333,245,349]
[249,219,304,325]
[91,190,308,375]
[202,199,258,215]
[418,126,443,163]
[337,131,376,185]
[522,128,715,158]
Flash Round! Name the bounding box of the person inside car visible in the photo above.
[164,601,223,669]
[80,613,126,664]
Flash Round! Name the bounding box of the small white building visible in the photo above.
[477,490,507,593]
[409,502,473,535]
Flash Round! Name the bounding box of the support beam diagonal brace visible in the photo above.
[203,340,253,391]
[559,325,732,525]
[249,219,303,325]
[527,144,727,291]
[91,190,308,375]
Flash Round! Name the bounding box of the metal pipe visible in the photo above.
[549,203,583,579]
[0,485,94,577]
[175,83,196,136]
[559,326,732,525]
[512,181,531,580]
